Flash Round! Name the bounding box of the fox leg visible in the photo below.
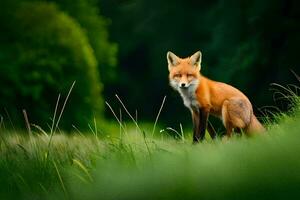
[199,108,209,140]
[192,108,201,142]
[192,107,210,142]
[225,124,234,137]
[207,120,217,139]
[222,99,251,137]
[222,100,233,137]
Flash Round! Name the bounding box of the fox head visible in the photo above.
[167,51,202,90]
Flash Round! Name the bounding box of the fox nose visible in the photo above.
[180,83,186,88]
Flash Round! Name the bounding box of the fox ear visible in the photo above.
[167,51,179,69]
[190,51,202,69]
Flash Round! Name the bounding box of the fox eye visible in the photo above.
[187,74,194,78]
[174,74,181,78]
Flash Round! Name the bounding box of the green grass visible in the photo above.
[1,98,300,199]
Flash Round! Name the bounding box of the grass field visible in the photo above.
[1,97,300,200]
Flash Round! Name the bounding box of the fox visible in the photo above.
[167,51,265,142]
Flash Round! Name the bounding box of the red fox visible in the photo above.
[167,51,265,142]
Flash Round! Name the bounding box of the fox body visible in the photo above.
[167,51,265,142]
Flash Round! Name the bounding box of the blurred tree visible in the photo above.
[0,1,105,130]
[49,0,118,84]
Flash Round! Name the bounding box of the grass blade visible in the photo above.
[115,94,142,134]
[51,94,61,135]
[73,159,93,182]
[54,81,76,133]
[53,160,68,198]
[105,101,127,134]
[152,96,166,137]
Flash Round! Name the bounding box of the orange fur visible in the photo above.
[167,51,265,141]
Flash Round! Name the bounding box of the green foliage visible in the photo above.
[49,0,118,83]
[0,0,118,129]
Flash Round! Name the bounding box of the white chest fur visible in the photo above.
[170,79,201,110]
[178,85,200,110]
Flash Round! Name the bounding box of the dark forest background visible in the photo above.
[0,0,299,131]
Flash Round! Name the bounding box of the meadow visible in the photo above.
[1,94,300,200]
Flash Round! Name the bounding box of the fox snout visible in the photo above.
[179,82,188,88]
[177,76,190,88]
